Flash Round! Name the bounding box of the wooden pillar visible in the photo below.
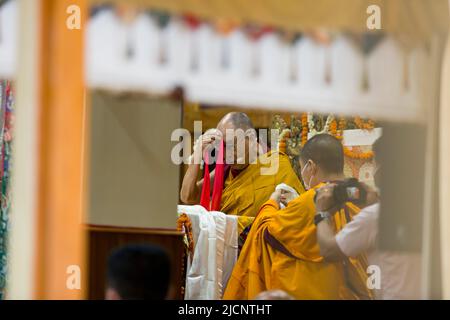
[440,24,450,300]
[35,0,87,299]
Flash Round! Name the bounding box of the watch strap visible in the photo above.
[314,211,331,226]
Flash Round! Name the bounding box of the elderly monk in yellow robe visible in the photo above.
[180,112,304,233]
[224,134,372,300]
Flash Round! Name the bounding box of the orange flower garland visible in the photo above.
[354,116,375,130]
[346,116,375,159]
[177,213,194,260]
[301,112,308,146]
[329,116,375,160]
[295,113,375,160]
[337,117,345,140]
[330,119,338,137]
[278,129,290,153]
[344,146,375,160]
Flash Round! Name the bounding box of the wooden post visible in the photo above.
[35,0,87,299]
[440,29,450,300]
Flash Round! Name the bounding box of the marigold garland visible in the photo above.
[354,116,375,130]
[344,146,375,160]
[330,119,338,137]
[277,129,290,153]
[337,117,346,140]
[301,112,308,146]
[177,213,194,260]
[331,117,375,160]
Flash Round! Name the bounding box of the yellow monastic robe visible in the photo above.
[220,151,304,233]
[223,183,372,300]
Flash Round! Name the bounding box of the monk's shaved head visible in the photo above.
[217,112,255,133]
[216,112,256,170]
[300,134,344,174]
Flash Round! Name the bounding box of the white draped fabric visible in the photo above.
[177,205,239,300]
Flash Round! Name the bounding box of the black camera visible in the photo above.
[332,178,367,206]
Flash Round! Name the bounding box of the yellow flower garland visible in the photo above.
[333,117,375,160]
[301,112,308,146]
[354,116,375,130]
[344,146,375,160]
[177,213,194,259]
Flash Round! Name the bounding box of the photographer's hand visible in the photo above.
[315,183,338,212]
[315,184,347,262]
[359,182,379,208]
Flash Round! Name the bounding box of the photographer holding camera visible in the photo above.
[314,138,421,299]
[314,178,379,261]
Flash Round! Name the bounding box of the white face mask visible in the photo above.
[301,161,314,190]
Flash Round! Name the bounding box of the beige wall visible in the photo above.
[87,91,181,229]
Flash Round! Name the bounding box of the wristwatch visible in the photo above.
[314,211,331,226]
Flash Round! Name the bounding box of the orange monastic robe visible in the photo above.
[220,151,304,233]
[223,183,371,300]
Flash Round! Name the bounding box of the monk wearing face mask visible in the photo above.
[224,134,372,300]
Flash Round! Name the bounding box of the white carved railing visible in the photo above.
[0,4,438,122]
[84,9,435,121]
[0,0,17,79]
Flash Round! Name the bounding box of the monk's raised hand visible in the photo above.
[199,129,222,153]
[270,189,282,203]
[191,129,222,163]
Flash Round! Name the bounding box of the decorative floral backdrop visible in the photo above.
[273,113,377,187]
[0,80,13,299]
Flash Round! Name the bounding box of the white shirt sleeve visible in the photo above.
[335,203,379,258]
